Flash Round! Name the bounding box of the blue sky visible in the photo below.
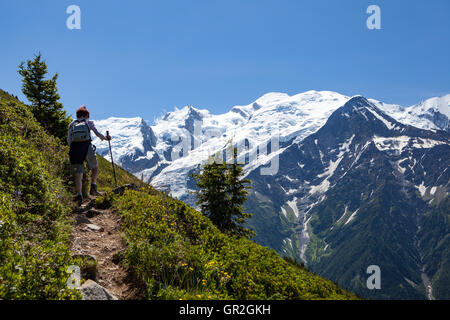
[1,0,449,122]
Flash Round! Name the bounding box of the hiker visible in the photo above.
[68,105,111,205]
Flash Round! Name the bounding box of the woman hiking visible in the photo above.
[68,106,111,205]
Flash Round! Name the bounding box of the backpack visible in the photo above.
[71,119,91,143]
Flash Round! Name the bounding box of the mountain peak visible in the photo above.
[254,92,290,105]
[160,105,209,122]
[344,95,371,108]
[411,94,450,118]
[339,95,379,118]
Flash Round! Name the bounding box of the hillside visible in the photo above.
[90,90,449,300]
[0,89,79,299]
[245,97,450,299]
[102,187,358,299]
[0,89,357,300]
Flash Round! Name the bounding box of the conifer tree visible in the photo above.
[193,147,254,238]
[225,147,254,238]
[18,53,71,144]
[193,154,230,232]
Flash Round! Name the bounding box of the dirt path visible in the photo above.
[70,197,138,300]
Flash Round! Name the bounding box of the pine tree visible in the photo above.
[193,154,230,232]
[193,147,254,238]
[225,147,254,238]
[18,53,71,144]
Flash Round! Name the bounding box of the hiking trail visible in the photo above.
[70,194,138,300]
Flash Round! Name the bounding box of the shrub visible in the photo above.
[0,91,80,299]
[115,190,358,300]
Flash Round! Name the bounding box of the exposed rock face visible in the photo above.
[92,117,160,174]
[80,280,118,300]
[420,110,449,132]
[244,96,450,299]
[91,91,450,299]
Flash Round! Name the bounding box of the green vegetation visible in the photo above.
[74,153,145,198]
[102,188,358,300]
[0,89,79,299]
[0,87,357,300]
[193,148,253,238]
[418,196,450,300]
[244,181,302,262]
[96,155,144,192]
[0,89,140,299]
[18,53,71,144]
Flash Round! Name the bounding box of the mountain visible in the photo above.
[372,94,450,132]
[245,96,450,299]
[93,91,449,204]
[94,90,351,198]
[94,117,160,174]
[0,89,357,300]
[406,95,450,132]
[92,90,450,299]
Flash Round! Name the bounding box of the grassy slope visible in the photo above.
[0,89,357,300]
[0,89,141,299]
[95,188,358,299]
[76,153,144,194]
[0,89,79,299]
[96,155,144,191]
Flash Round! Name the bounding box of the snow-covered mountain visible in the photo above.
[92,91,449,201]
[244,96,450,299]
[93,117,159,174]
[372,94,450,132]
[94,90,352,198]
[91,90,449,299]
[150,90,351,200]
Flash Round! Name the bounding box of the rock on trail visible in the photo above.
[71,196,139,300]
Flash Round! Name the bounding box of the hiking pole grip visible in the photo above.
[106,131,118,187]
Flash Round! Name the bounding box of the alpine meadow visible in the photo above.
[1,0,449,305]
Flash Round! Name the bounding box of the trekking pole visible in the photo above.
[106,130,117,187]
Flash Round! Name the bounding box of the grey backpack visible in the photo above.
[71,119,91,142]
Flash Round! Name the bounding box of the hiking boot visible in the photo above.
[90,183,100,196]
[74,194,83,206]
